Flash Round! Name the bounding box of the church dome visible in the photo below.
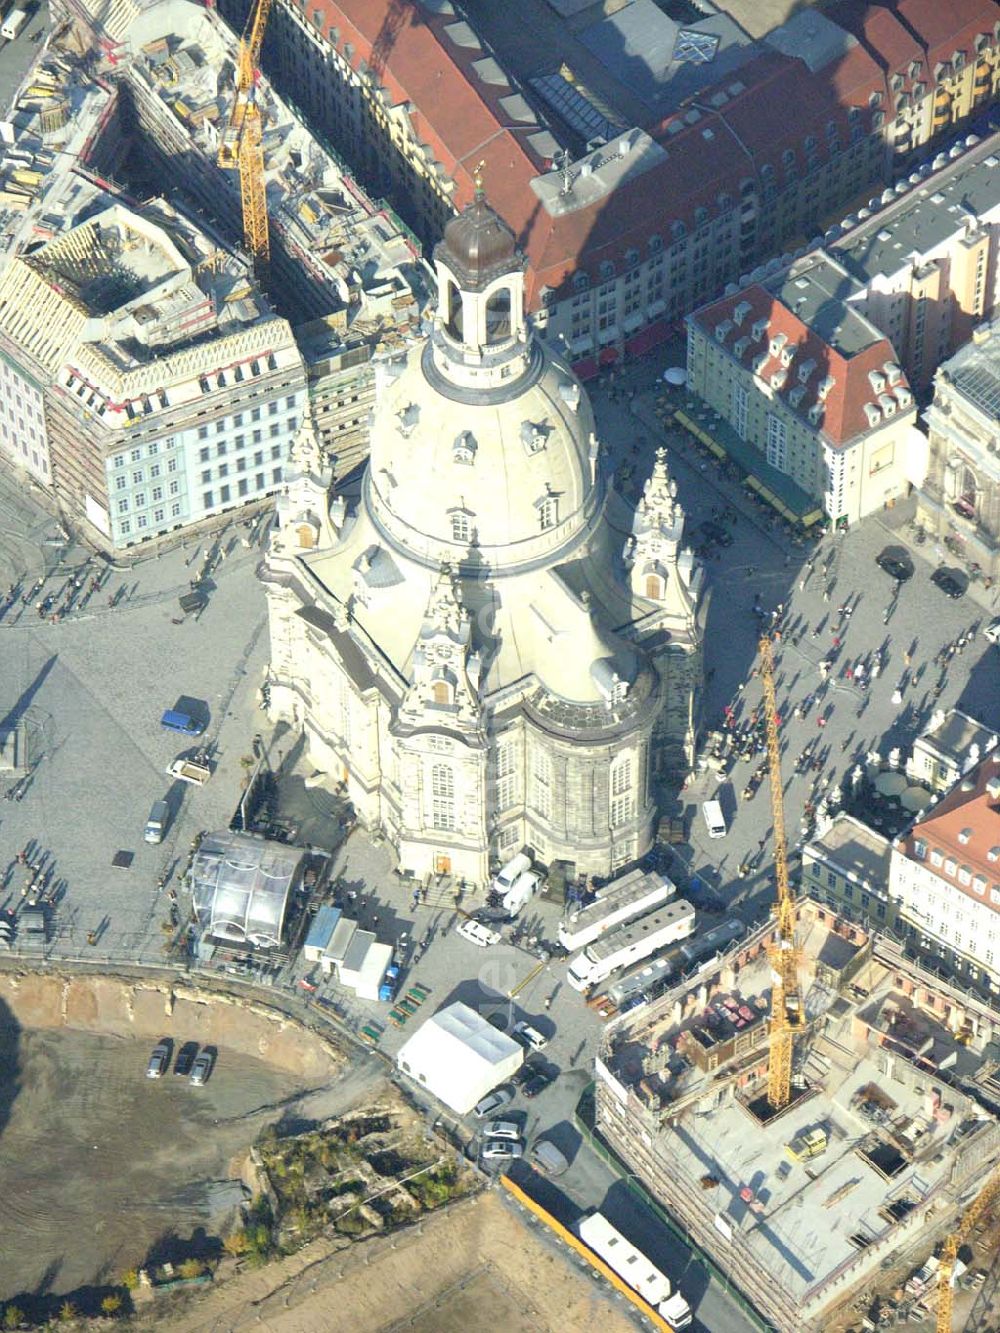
[435,196,519,291]
[365,340,602,575]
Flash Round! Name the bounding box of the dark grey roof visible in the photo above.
[578,0,754,113]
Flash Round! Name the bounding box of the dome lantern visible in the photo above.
[431,164,529,389]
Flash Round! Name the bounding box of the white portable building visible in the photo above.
[396,1000,523,1114]
[355,941,393,1001]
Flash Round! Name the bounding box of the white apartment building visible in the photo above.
[890,745,1000,989]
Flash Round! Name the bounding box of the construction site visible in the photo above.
[0,0,429,547]
[596,638,1000,1332]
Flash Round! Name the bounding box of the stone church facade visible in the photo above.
[262,190,704,884]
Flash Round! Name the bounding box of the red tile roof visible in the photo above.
[692,277,910,446]
[303,0,999,308]
[899,753,1000,909]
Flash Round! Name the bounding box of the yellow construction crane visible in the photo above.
[759,634,802,1110]
[937,1163,1000,1332]
[217,0,275,272]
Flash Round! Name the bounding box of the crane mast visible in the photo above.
[936,1164,1000,1332]
[218,0,275,272]
[759,634,802,1110]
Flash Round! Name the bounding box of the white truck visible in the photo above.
[492,851,542,918]
[2,9,27,39]
[558,867,675,953]
[167,756,212,786]
[567,898,695,992]
[576,1212,692,1328]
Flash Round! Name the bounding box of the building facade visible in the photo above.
[0,200,307,550]
[890,744,1000,990]
[687,253,921,524]
[832,133,1000,393]
[918,320,1000,578]
[262,196,703,883]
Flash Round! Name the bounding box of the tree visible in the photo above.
[100,1294,122,1316]
[58,1301,77,1322]
[2,1308,22,1331]
[119,1270,140,1292]
[222,1231,249,1257]
[178,1258,203,1280]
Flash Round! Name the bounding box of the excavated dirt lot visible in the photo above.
[151,1190,639,1333]
[0,972,343,1305]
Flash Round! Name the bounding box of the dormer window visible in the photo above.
[751,317,768,342]
[807,402,823,425]
[770,369,788,390]
[537,495,558,531]
[797,358,816,383]
[817,375,835,400]
[572,271,590,292]
[733,300,752,326]
[671,220,686,242]
[769,333,788,358]
[521,420,550,455]
[958,827,973,844]
[599,260,615,281]
[914,838,927,860]
[453,430,477,464]
[450,510,472,543]
[649,234,663,254]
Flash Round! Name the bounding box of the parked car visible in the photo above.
[189,1049,215,1086]
[521,1071,554,1100]
[456,918,501,948]
[174,1041,199,1076]
[512,1020,548,1052]
[530,1138,570,1177]
[483,1119,521,1141]
[514,1057,544,1088]
[481,1137,523,1162]
[146,1041,170,1079]
[984,617,1000,646]
[931,568,967,599]
[875,547,913,582]
[473,1086,514,1118]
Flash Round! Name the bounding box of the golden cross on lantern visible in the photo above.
[472,159,486,197]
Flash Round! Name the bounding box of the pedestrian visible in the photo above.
[903,652,911,668]
[818,715,827,728]
[544,997,552,1011]
[799,577,806,591]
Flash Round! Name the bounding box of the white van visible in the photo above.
[701,799,727,839]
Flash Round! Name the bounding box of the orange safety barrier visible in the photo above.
[500,1174,675,1332]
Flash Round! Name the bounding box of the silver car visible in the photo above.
[146,1042,170,1079]
[481,1137,524,1162]
[483,1118,520,1141]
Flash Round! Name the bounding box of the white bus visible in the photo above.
[558,867,675,953]
[576,1212,692,1328]
[567,899,695,992]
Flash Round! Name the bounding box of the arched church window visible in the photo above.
[958,465,977,519]
[446,281,464,340]
[645,573,664,600]
[485,287,511,343]
[431,763,455,830]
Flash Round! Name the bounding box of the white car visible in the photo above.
[456,918,501,948]
[513,1020,548,1051]
[984,618,1000,647]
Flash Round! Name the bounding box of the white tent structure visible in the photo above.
[396,1001,523,1114]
